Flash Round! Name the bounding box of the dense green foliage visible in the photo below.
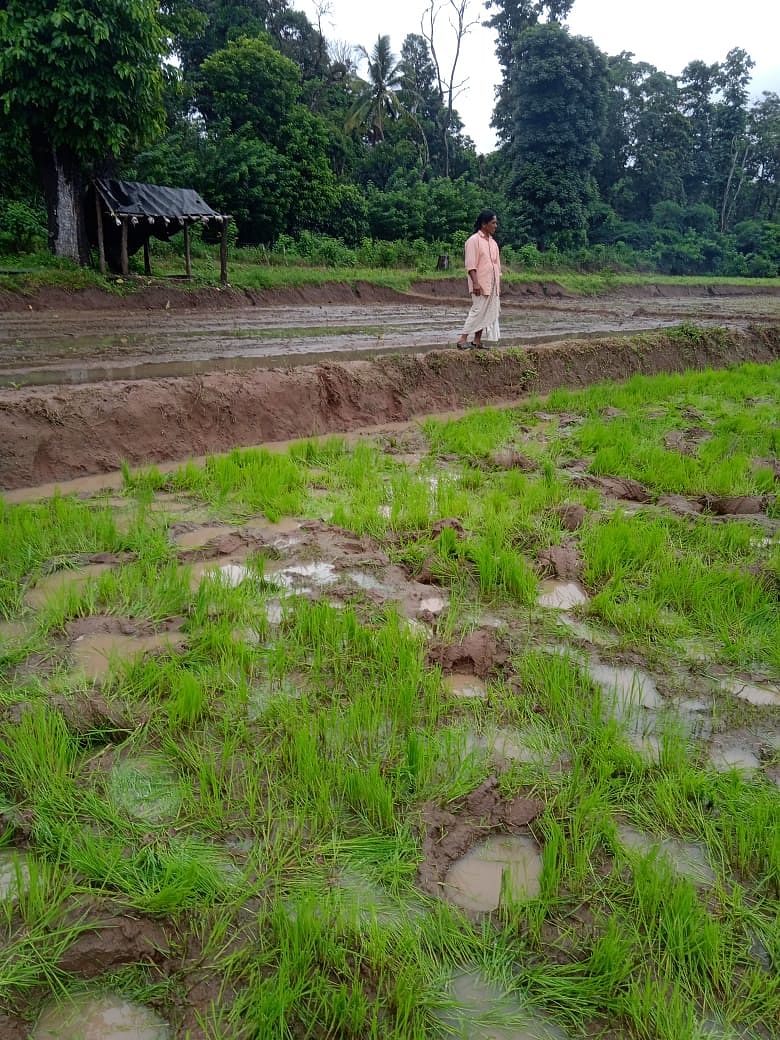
[0,0,778,274]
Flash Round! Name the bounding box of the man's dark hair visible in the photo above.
[474,209,497,231]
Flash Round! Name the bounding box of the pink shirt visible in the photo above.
[464,231,501,295]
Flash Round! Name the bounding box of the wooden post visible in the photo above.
[120,217,129,276]
[183,220,192,279]
[220,217,229,286]
[95,190,106,275]
[143,239,152,276]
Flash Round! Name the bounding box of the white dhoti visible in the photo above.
[460,286,501,342]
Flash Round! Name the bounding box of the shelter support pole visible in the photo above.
[184,221,192,279]
[143,240,152,276]
[95,192,106,275]
[220,218,229,286]
[120,218,129,276]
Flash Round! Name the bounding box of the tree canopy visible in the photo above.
[0,0,777,275]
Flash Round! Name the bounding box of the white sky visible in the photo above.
[291,0,780,154]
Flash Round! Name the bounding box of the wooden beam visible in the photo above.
[95,190,106,275]
[120,217,129,276]
[220,218,229,286]
[143,239,152,276]
[183,221,192,279]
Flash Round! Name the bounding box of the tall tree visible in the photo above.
[712,48,755,229]
[627,70,692,218]
[420,1,478,176]
[0,0,165,262]
[506,22,608,245]
[680,59,719,206]
[346,35,404,143]
[746,92,780,221]
[197,35,301,145]
[169,0,288,71]
[484,0,574,141]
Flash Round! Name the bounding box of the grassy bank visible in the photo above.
[1,249,780,299]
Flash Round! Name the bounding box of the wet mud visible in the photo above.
[32,993,169,1040]
[417,777,544,901]
[2,323,780,490]
[56,909,170,977]
[428,629,508,678]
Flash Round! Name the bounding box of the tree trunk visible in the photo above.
[36,142,90,264]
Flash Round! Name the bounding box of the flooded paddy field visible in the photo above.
[1,359,779,1038]
[0,281,778,387]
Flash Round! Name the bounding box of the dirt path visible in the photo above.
[2,325,779,490]
[1,283,778,387]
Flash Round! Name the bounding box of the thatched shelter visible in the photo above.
[86,178,231,283]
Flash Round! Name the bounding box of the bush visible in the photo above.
[0,198,47,253]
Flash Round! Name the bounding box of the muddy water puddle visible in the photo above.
[172,524,231,548]
[464,725,565,771]
[334,869,426,928]
[717,676,780,707]
[346,568,395,596]
[446,674,488,700]
[537,580,590,610]
[0,850,31,901]
[616,823,715,885]
[25,562,115,609]
[107,753,182,823]
[708,743,762,773]
[588,661,663,712]
[32,994,169,1040]
[441,970,568,1040]
[556,613,615,646]
[444,835,543,912]
[247,676,303,720]
[72,631,185,681]
[266,560,339,591]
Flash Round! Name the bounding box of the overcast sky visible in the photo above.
[291,0,780,153]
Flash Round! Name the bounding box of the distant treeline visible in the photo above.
[0,1,778,275]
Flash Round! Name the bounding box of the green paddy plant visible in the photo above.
[132,446,309,519]
[423,407,516,461]
[288,434,349,467]
[0,494,124,617]
[464,528,537,605]
[167,670,207,730]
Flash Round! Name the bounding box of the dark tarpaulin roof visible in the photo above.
[94,178,224,220]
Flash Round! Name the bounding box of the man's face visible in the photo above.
[484,216,498,235]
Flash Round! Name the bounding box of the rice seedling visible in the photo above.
[1,360,778,1036]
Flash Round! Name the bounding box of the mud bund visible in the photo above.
[1,327,779,490]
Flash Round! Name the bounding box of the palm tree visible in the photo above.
[346,35,404,143]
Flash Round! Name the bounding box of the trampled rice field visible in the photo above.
[1,358,779,1039]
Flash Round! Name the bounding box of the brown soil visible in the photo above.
[0,280,416,314]
[554,503,589,530]
[2,327,779,490]
[705,494,775,515]
[488,448,539,471]
[417,777,544,898]
[51,690,135,736]
[537,543,584,580]
[176,527,276,562]
[664,427,710,455]
[57,907,170,977]
[66,615,186,639]
[657,494,703,516]
[428,630,508,679]
[572,474,653,502]
[1,278,778,315]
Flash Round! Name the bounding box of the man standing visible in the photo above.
[456,210,501,349]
